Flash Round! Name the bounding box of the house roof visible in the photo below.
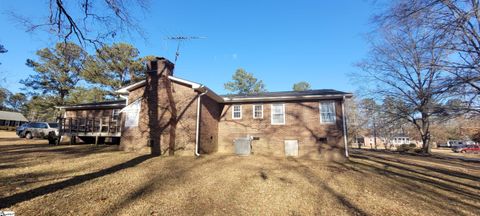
[222,89,353,103]
[56,100,126,110]
[0,110,28,122]
[116,76,352,103]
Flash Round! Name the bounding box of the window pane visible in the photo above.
[320,102,335,123]
[271,104,285,124]
[254,105,262,118]
[233,105,241,119]
[234,105,240,112]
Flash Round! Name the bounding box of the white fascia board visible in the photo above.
[196,86,224,103]
[115,76,201,94]
[56,104,125,110]
[115,80,146,94]
[168,76,202,89]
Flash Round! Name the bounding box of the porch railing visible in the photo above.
[58,117,122,137]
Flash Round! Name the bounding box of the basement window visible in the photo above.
[253,104,263,119]
[232,105,242,119]
[271,104,285,125]
[320,101,336,124]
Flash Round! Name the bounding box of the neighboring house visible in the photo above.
[391,134,410,145]
[0,110,28,127]
[353,134,422,149]
[58,57,352,160]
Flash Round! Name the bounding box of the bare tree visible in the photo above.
[356,10,453,153]
[385,0,480,114]
[345,97,369,148]
[9,0,149,47]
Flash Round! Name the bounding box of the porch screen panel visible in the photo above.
[124,100,141,128]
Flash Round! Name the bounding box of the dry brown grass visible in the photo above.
[0,131,479,215]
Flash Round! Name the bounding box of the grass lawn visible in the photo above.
[0,131,479,216]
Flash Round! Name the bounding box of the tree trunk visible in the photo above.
[373,121,377,150]
[420,113,431,154]
[422,136,431,154]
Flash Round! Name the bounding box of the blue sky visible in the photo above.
[0,1,374,95]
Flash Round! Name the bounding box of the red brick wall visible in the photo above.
[217,100,346,160]
[199,95,222,153]
[119,81,201,156]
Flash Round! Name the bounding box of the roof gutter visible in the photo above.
[342,95,349,158]
[195,86,208,156]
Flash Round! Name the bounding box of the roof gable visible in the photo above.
[0,111,28,122]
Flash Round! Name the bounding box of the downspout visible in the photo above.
[195,87,208,156]
[342,95,349,157]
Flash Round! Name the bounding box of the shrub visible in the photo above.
[0,126,17,131]
[397,144,417,153]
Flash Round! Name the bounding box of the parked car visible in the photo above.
[16,122,31,137]
[438,140,474,148]
[18,122,59,140]
[452,144,480,153]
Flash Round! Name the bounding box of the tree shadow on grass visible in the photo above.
[347,152,480,214]
[99,155,236,215]
[285,160,369,216]
[0,154,154,209]
[0,145,118,170]
[352,149,480,181]
[351,153,480,190]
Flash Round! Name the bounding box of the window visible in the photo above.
[124,100,141,128]
[318,137,328,144]
[112,109,120,120]
[271,104,285,125]
[33,123,48,128]
[48,123,59,128]
[253,104,263,119]
[232,105,242,119]
[320,101,336,124]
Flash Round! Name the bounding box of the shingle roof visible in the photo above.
[221,89,351,98]
[0,111,28,122]
[56,100,126,110]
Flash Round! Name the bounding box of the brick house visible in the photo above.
[58,57,352,160]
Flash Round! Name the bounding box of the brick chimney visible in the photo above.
[145,57,175,156]
[146,57,174,77]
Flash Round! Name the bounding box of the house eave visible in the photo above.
[56,104,126,110]
[222,93,353,103]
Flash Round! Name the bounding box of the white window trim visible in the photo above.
[232,105,242,120]
[252,104,264,119]
[319,101,336,124]
[271,103,286,125]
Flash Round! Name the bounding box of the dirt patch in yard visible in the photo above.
[0,132,479,215]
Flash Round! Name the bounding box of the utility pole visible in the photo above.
[166,36,207,64]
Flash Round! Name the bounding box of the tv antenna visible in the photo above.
[167,36,207,63]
